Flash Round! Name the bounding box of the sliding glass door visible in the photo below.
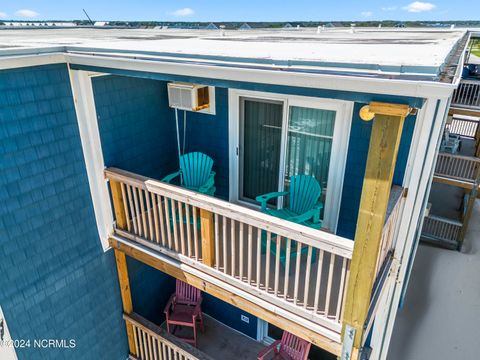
[232,91,352,232]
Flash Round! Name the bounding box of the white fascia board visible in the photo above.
[0,52,65,70]
[65,52,457,101]
[0,47,458,100]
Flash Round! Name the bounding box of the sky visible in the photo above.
[0,1,477,22]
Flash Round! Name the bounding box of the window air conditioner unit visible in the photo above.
[167,82,210,112]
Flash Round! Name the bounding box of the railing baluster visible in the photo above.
[293,242,302,305]
[145,190,154,241]
[247,225,253,285]
[303,246,313,309]
[193,207,199,260]
[178,201,186,255]
[171,200,179,252]
[324,253,336,318]
[186,204,192,257]
[335,257,348,322]
[256,228,261,289]
[126,185,138,234]
[139,189,148,239]
[313,249,325,314]
[265,232,271,292]
[239,222,244,280]
[164,199,172,249]
[283,238,291,300]
[151,193,160,243]
[222,216,228,274]
[231,219,236,277]
[274,236,281,296]
[214,213,220,270]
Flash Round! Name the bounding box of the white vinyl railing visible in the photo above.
[435,153,480,182]
[451,80,480,109]
[106,168,354,333]
[125,313,212,360]
[375,188,404,277]
[422,215,462,243]
[446,117,479,139]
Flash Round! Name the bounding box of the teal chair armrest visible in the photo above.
[199,171,216,193]
[162,171,181,183]
[255,191,289,211]
[313,201,323,223]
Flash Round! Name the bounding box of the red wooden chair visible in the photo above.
[164,280,204,347]
[257,331,311,360]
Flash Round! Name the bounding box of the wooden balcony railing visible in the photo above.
[105,168,354,337]
[435,153,480,182]
[125,313,212,360]
[451,80,480,109]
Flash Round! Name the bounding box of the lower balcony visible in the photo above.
[106,167,404,358]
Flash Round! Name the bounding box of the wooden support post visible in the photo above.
[342,102,409,352]
[114,249,136,356]
[110,180,127,230]
[200,209,215,267]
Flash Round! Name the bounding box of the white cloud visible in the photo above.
[15,9,39,18]
[403,2,436,13]
[381,6,398,11]
[361,11,373,17]
[170,8,194,17]
[0,11,8,18]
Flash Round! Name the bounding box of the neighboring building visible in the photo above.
[421,33,480,251]
[1,21,77,27]
[94,21,108,27]
[0,28,471,360]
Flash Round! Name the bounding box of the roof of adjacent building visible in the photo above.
[0,27,470,82]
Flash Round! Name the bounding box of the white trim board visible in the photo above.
[228,88,353,233]
[68,68,113,251]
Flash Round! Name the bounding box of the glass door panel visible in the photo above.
[240,98,284,205]
[283,106,336,219]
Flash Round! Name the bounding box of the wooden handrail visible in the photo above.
[124,312,213,360]
[105,167,354,258]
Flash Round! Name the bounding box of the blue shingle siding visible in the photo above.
[0,64,127,359]
[92,75,178,180]
[337,104,416,239]
[92,75,177,326]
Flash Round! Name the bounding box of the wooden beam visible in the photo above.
[448,107,480,118]
[342,112,406,349]
[109,237,343,356]
[369,102,411,118]
[114,249,136,356]
[200,209,215,267]
[110,180,127,230]
[432,175,476,190]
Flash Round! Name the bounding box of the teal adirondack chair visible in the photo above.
[256,175,323,264]
[162,152,216,196]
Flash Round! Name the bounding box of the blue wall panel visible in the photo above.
[180,87,229,199]
[337,104,416,239]
[0,64,127,359]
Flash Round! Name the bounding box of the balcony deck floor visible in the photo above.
[161,314,264,360]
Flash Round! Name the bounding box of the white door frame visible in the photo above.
[228,88,353,232]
